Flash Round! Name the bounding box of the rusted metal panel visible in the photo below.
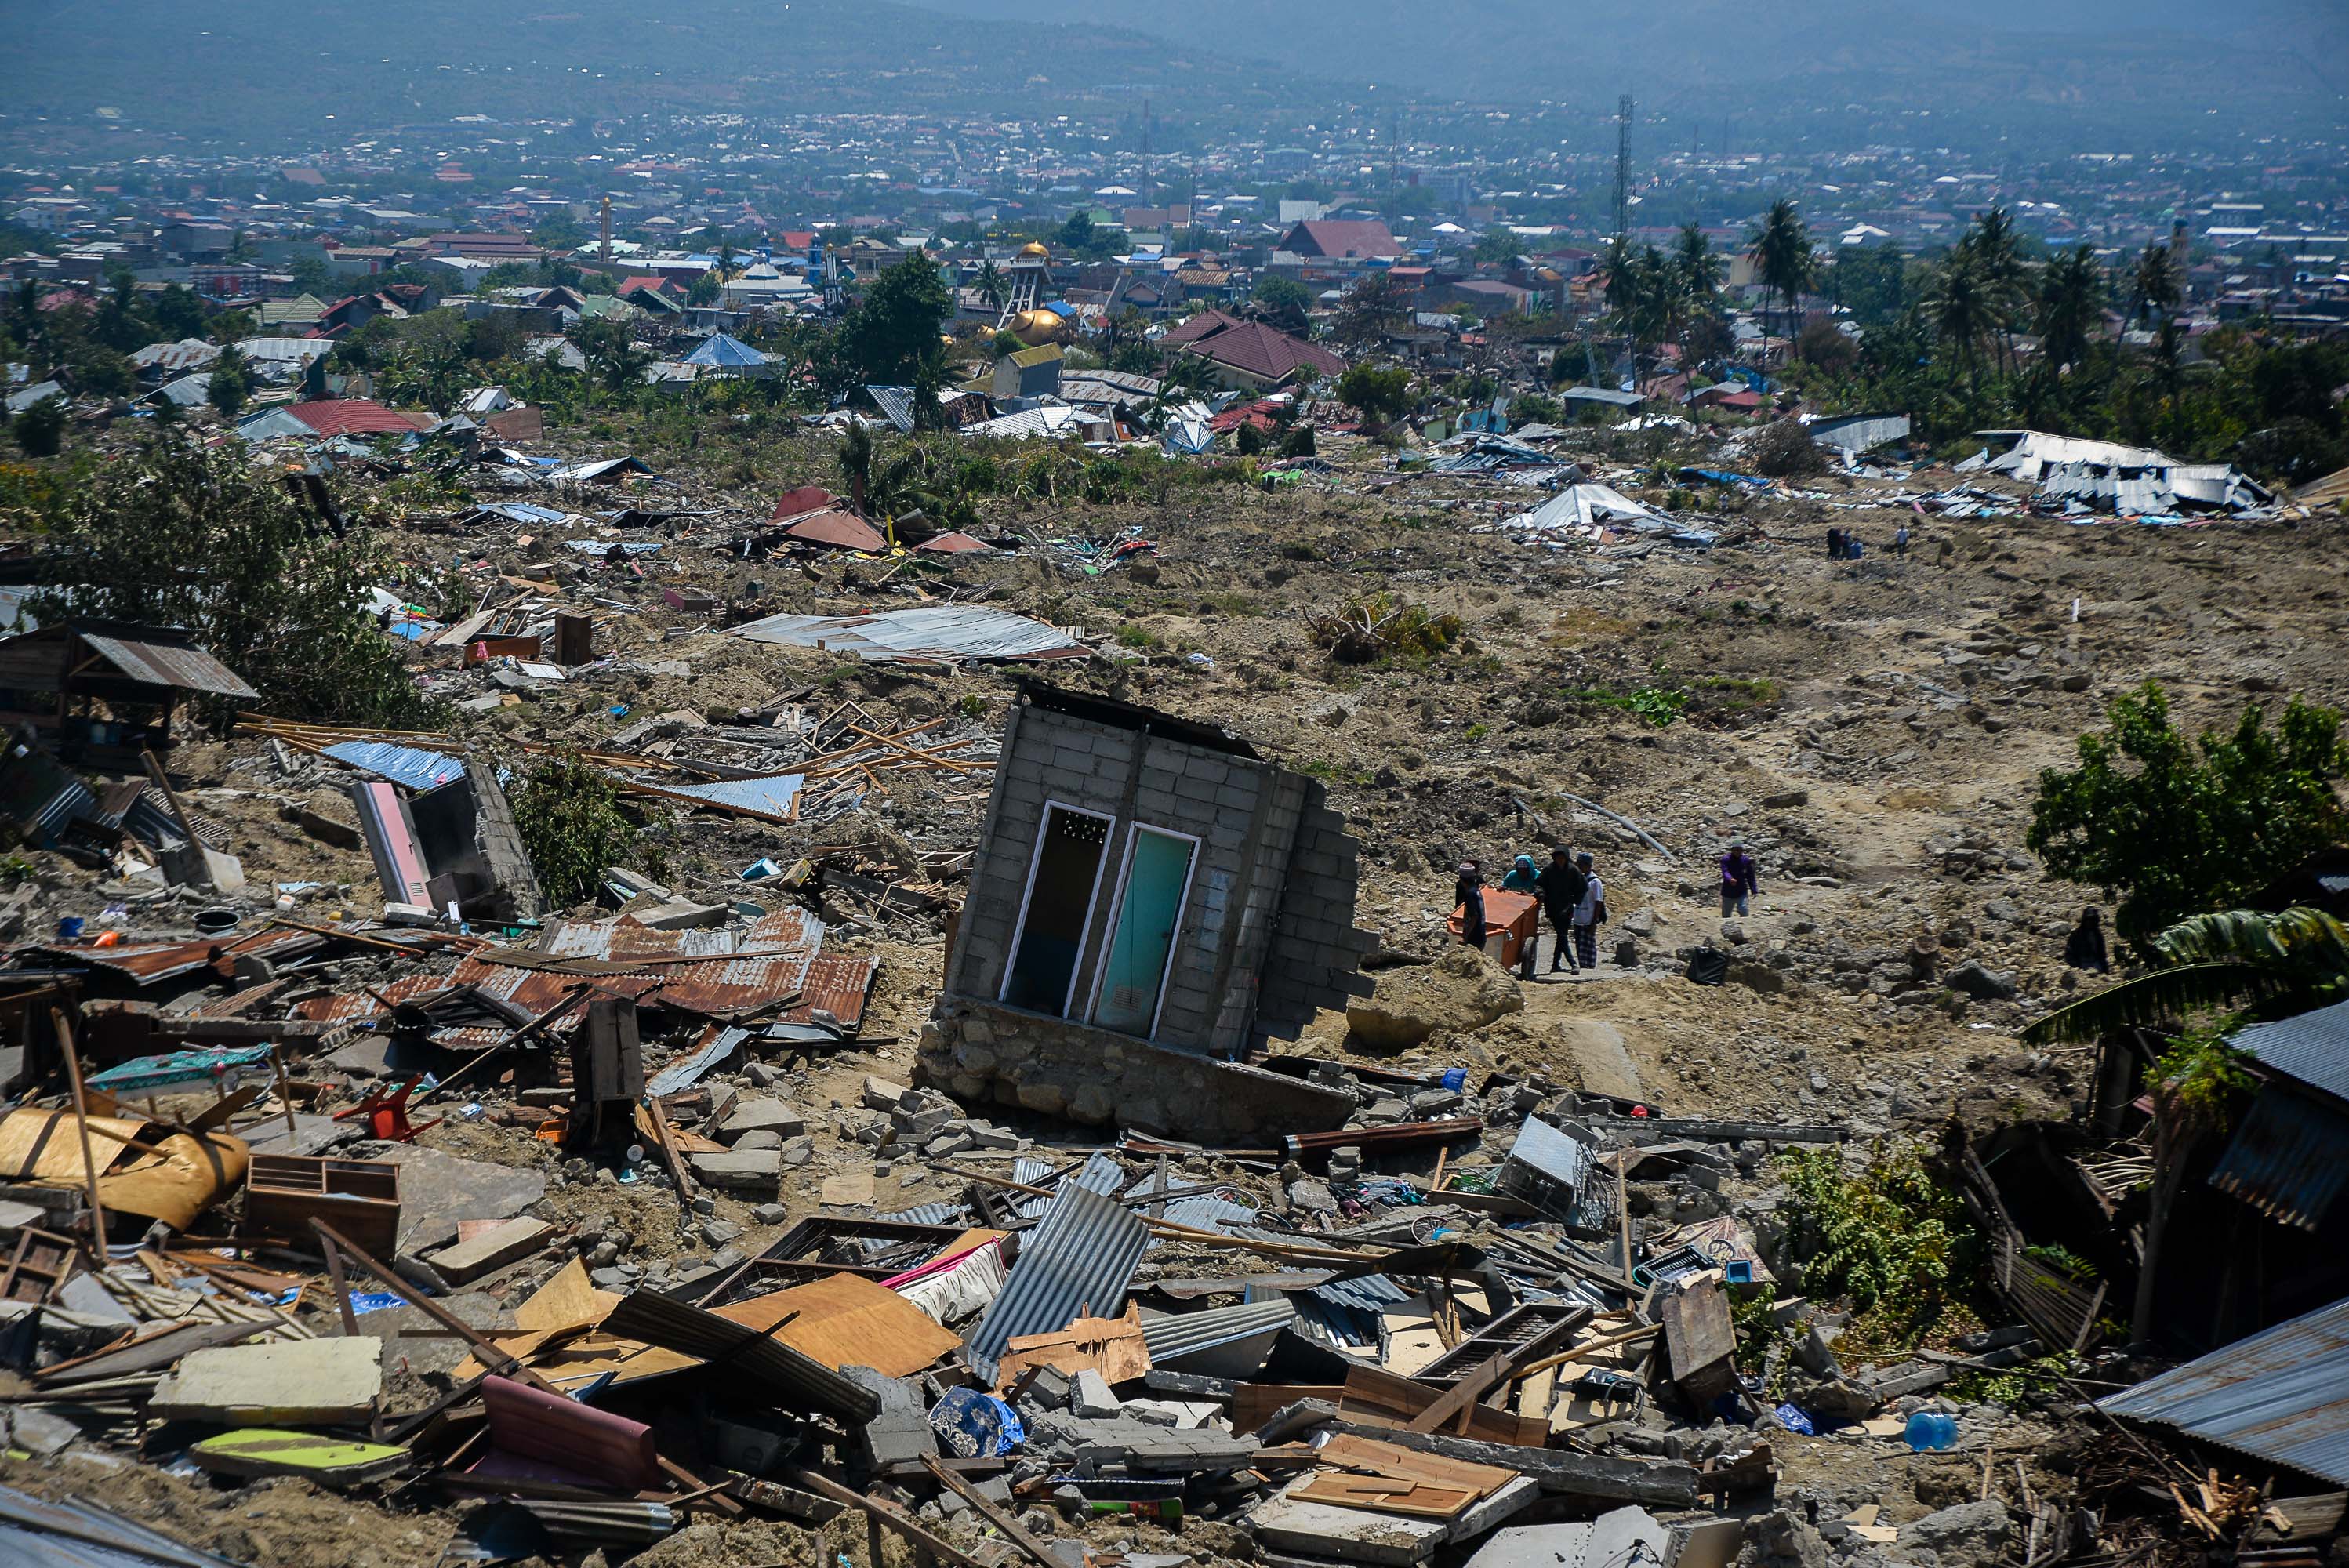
[73,626,259,699]
[648,954,810,1018]
[2209,1086,2349,1232]
[777,954,877,1031]
[29,927,322,985]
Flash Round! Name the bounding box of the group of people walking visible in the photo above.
[1454,840,1766,976]
[1455,845,1605,975]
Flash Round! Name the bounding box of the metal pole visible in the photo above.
[50,1008,109,1258]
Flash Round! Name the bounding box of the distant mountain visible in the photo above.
[0,0,1294,151]
[906,0,2347,145]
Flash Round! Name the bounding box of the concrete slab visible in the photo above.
[425,1216,553,1285]
[151,1336,384,1425]
[376,1145,546,1255]
[1249,1490,1450,1566]
[691,1149,783,1192]
[719,1099,807,1142]
[1466,1523,1594,1568]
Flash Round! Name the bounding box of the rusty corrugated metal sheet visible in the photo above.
[2209,1087,2349,1232]
[74,626,259,700]
[29,927,321,985]
[777,954,877,1031]
[648,954,810,1018]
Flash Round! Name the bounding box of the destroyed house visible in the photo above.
[0,620,257,765]
[921,683,1374,1138]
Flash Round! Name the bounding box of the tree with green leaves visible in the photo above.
[1335,361,1413,430]
[2036,243,2104,372]
[11,394,66,457]
[22,431,443,729]
[573,316,652,405]
[974,260,1007,313]
[1250,274,1311,332]
[510,754,648,909]
[2024,906,2349,1046]
[1919,248,1995,391]
[1955,206,2029,374]
[205,347,250,418]
[1745,198,1816,340]
[1331,271,1409,347]
[1473,227,1527,265]
[836,252,952,386]
[1672,222,1723,344]
[2132,241,2183,327]
[2026,683,2349,956]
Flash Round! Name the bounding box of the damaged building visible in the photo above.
[919,681,1376,1138]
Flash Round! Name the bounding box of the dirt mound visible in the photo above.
[1345,946,1525,1049]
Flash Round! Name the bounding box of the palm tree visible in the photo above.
[2131,241,2182,327]
[2036,243,2104,373]
[1745,198,1816,350]
[1919,249,1992,391]
[1674,223,1723,315]
[2021,906,2349,1046]
[1959,207,2028,374]
[975,261,1008,314]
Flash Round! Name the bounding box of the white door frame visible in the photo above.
[999,799,1116,1018]
[1088,821,1202,1040]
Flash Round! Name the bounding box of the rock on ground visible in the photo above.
[1345,946,1524,1049]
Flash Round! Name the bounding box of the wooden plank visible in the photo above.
[1407,1347,1510,1434]
[1316,1432,1516,1497]
[1661,1279,1736,1402]
[1338,1363,1550,1449]
[1235,1382,1345,1432]
[1291,1473,1479,1519]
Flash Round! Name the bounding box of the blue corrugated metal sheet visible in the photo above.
[1015,1151,1126,1221]
[2098,1295,2349,1486]
[964,1182,1148,1383]
[2235,999,2349,1105]
[2208,1086,2349,1232]
[645,1027,748,1096]
[624,773,804,823]
[322,741,466,792]
[1142,1300,1295,1368]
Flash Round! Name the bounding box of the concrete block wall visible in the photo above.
[916,998,1355,1140]
[942,698,1286,1055]
[1257,782,1379,1039]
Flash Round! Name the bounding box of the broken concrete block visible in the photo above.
[633,898,728,931]
[1250,1487,1450,1565]
[425,1217,553,1286]
[750,1203,790,1225]
[862,1076,912,1111]
[733,1130,783,1151]
[1072,1369,1121,1418]
[151,1337,384,1425]
[719,1099,807,1142]
[689,1149,783,1192]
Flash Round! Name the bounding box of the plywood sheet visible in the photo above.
[718,1271,960,1378]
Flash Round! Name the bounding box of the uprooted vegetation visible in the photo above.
[1307,591,1466,665]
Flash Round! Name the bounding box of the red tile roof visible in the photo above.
[619,275,678,297]
[1280,220,1404,260]
[915,531,992,554]
[1158,308,1246,347]
[780,510,888,553]
[282,399,427,437]
[1182,321,1345,384]
[768,484,836,522]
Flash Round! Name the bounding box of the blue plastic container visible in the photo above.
[1905,1411,1959,1451]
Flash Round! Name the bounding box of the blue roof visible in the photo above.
[682,332,768,368]
[2099,1294,2349,1486]
[322,741,466,793]
[2235,997,2349,1105]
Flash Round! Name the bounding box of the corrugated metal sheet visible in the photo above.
[877,1201,969,1229]
[2208,1087,2349,1231]
[645,1026,749,1096]
[73,628,257,699]
[2235,998,2349,1105]
[649,953,812,1018]
[321,741,467,792]
[862,385,916,432]
[623,772,804,823]
[776,953,877,1032]
[2097,1295,2349,1486]
[31,926,321,985]
[0,1482,241,1568]
[598,1289,878,1425]
[1015,1151,1127,1220]
[1141,1300,1295,1364]
[1253,1282,1379,1352]
[728,605,1091,665]
[964,1182,1149,1383]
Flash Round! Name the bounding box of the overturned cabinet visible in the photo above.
[920,681,1376,1139]
[351,760,544,923]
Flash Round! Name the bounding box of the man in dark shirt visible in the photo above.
[1535,844,1587,973]
[1455,862,1487,953]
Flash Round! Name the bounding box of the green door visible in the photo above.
[1094,828,1196,1036]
